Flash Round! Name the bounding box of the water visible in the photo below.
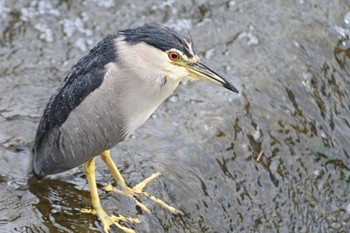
[0,0,349,232]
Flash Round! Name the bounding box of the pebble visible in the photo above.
[346,203,350,215]
[344,12,350,24]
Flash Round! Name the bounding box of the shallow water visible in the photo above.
[1,0,350,232]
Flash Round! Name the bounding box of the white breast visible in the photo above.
[103,61,179,139]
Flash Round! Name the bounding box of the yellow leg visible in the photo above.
[81,157,139,233]
[100,150,128,190]
[100,150,182,215]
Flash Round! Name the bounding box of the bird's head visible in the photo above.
[118,24,238,93]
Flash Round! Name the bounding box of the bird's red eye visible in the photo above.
[169,51,180,61]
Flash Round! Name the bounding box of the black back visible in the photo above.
[33,33,118,151]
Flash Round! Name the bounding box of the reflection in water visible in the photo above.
[27,176,94,232]
[0,0,349,232]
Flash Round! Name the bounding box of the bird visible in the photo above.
[31,24,238,233]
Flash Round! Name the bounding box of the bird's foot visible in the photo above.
[81,207,140,233]
[104,172,182,215]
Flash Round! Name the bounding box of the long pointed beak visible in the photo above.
[187,61,239,93]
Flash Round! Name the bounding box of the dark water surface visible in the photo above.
[1,0,349,232]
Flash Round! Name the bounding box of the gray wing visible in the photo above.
[32,33,122,178]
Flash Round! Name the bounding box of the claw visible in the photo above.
[132,172,161,192]
[105,172,182,215]
[81,207,139,233]
[84,150,182,233]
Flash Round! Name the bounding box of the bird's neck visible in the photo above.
[104,62,180,138]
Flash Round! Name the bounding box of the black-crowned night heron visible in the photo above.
[31,24,238,232]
